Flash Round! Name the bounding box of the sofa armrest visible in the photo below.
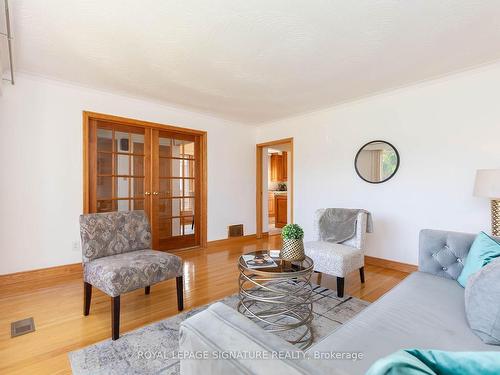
[179,302,326,375]
[418,229,476,280]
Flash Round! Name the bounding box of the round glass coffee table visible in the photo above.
[237,250,314,349]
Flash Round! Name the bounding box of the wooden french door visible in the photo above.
[88,121,151,215]
[85,113,204,251]
[151,130,201,250]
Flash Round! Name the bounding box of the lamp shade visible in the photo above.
[474,169,500,198]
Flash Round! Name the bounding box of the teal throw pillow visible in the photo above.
[457,232,500,288]
[366,349,500,375]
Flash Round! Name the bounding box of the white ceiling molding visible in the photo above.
[4,0,500,124]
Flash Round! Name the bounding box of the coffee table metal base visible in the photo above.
[238,265,314,349]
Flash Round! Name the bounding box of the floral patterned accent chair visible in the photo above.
[79,210,183,340]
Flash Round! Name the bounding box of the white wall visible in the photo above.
[257,63,500,265]
[3,62,500,273]
[0,74,256,274]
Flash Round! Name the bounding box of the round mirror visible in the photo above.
[354,140,400,183]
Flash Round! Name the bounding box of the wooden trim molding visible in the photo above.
[83,111,206,136]
[365,255,418,273]
[256,146,263,237]
[207,234,260,247]
[0,246,417,290]
[0,235,263,287]
[0,263,83,287]
[256,138,294,148]
[82,113,90,213]
[200,132,208,247]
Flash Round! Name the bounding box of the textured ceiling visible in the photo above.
[2,0,500,124]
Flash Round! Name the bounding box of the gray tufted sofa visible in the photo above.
[179,229,500,374]
[79,210,184,340]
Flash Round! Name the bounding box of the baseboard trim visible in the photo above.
[207,234,259,246]
[0,234,269,286]
[365,256,417,273]
[0,263,83,287]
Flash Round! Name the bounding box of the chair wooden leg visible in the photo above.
[359,267,365,283]
[111,296,120,341]
[316,271,323,286]
[145,286,150,295]
[83,282,92,316]
[176,276,184,311]
[337,277,345,298]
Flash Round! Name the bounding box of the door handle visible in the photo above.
[152,191,159,196]
[145,192,151,196]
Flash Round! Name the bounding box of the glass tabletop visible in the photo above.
[239,250,313,274]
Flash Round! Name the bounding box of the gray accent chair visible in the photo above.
[179,229,500,374]
[79,210,184,340]
[304,209,368,297]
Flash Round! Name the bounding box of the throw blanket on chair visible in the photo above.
[318,208,373,243]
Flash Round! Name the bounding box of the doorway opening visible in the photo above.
[256,138,293,238]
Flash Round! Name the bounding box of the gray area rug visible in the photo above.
[69,284,369,374]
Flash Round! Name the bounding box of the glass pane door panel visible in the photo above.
[154,131,198,250]
[184,160,195,177]
[182,198,195,213]
[159,158,195,178]
[132,199,145,210]
[172,139,195,158]
[97,152,112,175]
[159,178,184,197]
[130,133,145,154]
[159,198,181,218]
[97,200,113,213]
[159,218,182,238]
[132,156,145,176]
[159,139,195,158]
[116,177,130,198]
[184,179,195,197]
[158,138,172,157]
[115,131,130,153]
[115,154,130,176]
[159,158,182,178]
[97,129,113,152]
[131,178,145,197]
[93,125,148,213]
[97,177,112,199]
[171,218,181,236]
[116,200,129,211]
[182,217,195,235]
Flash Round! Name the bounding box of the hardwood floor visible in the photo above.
[0,236,409,374]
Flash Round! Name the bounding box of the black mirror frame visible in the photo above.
[354,140,400,184]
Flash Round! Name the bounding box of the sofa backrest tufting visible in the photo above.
[419,229,483,280]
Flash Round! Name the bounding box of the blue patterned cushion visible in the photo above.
[80,211,152,262]
[84,250,182,297]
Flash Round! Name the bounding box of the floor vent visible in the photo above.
[11,317,35,338]
[228,224,244,238]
